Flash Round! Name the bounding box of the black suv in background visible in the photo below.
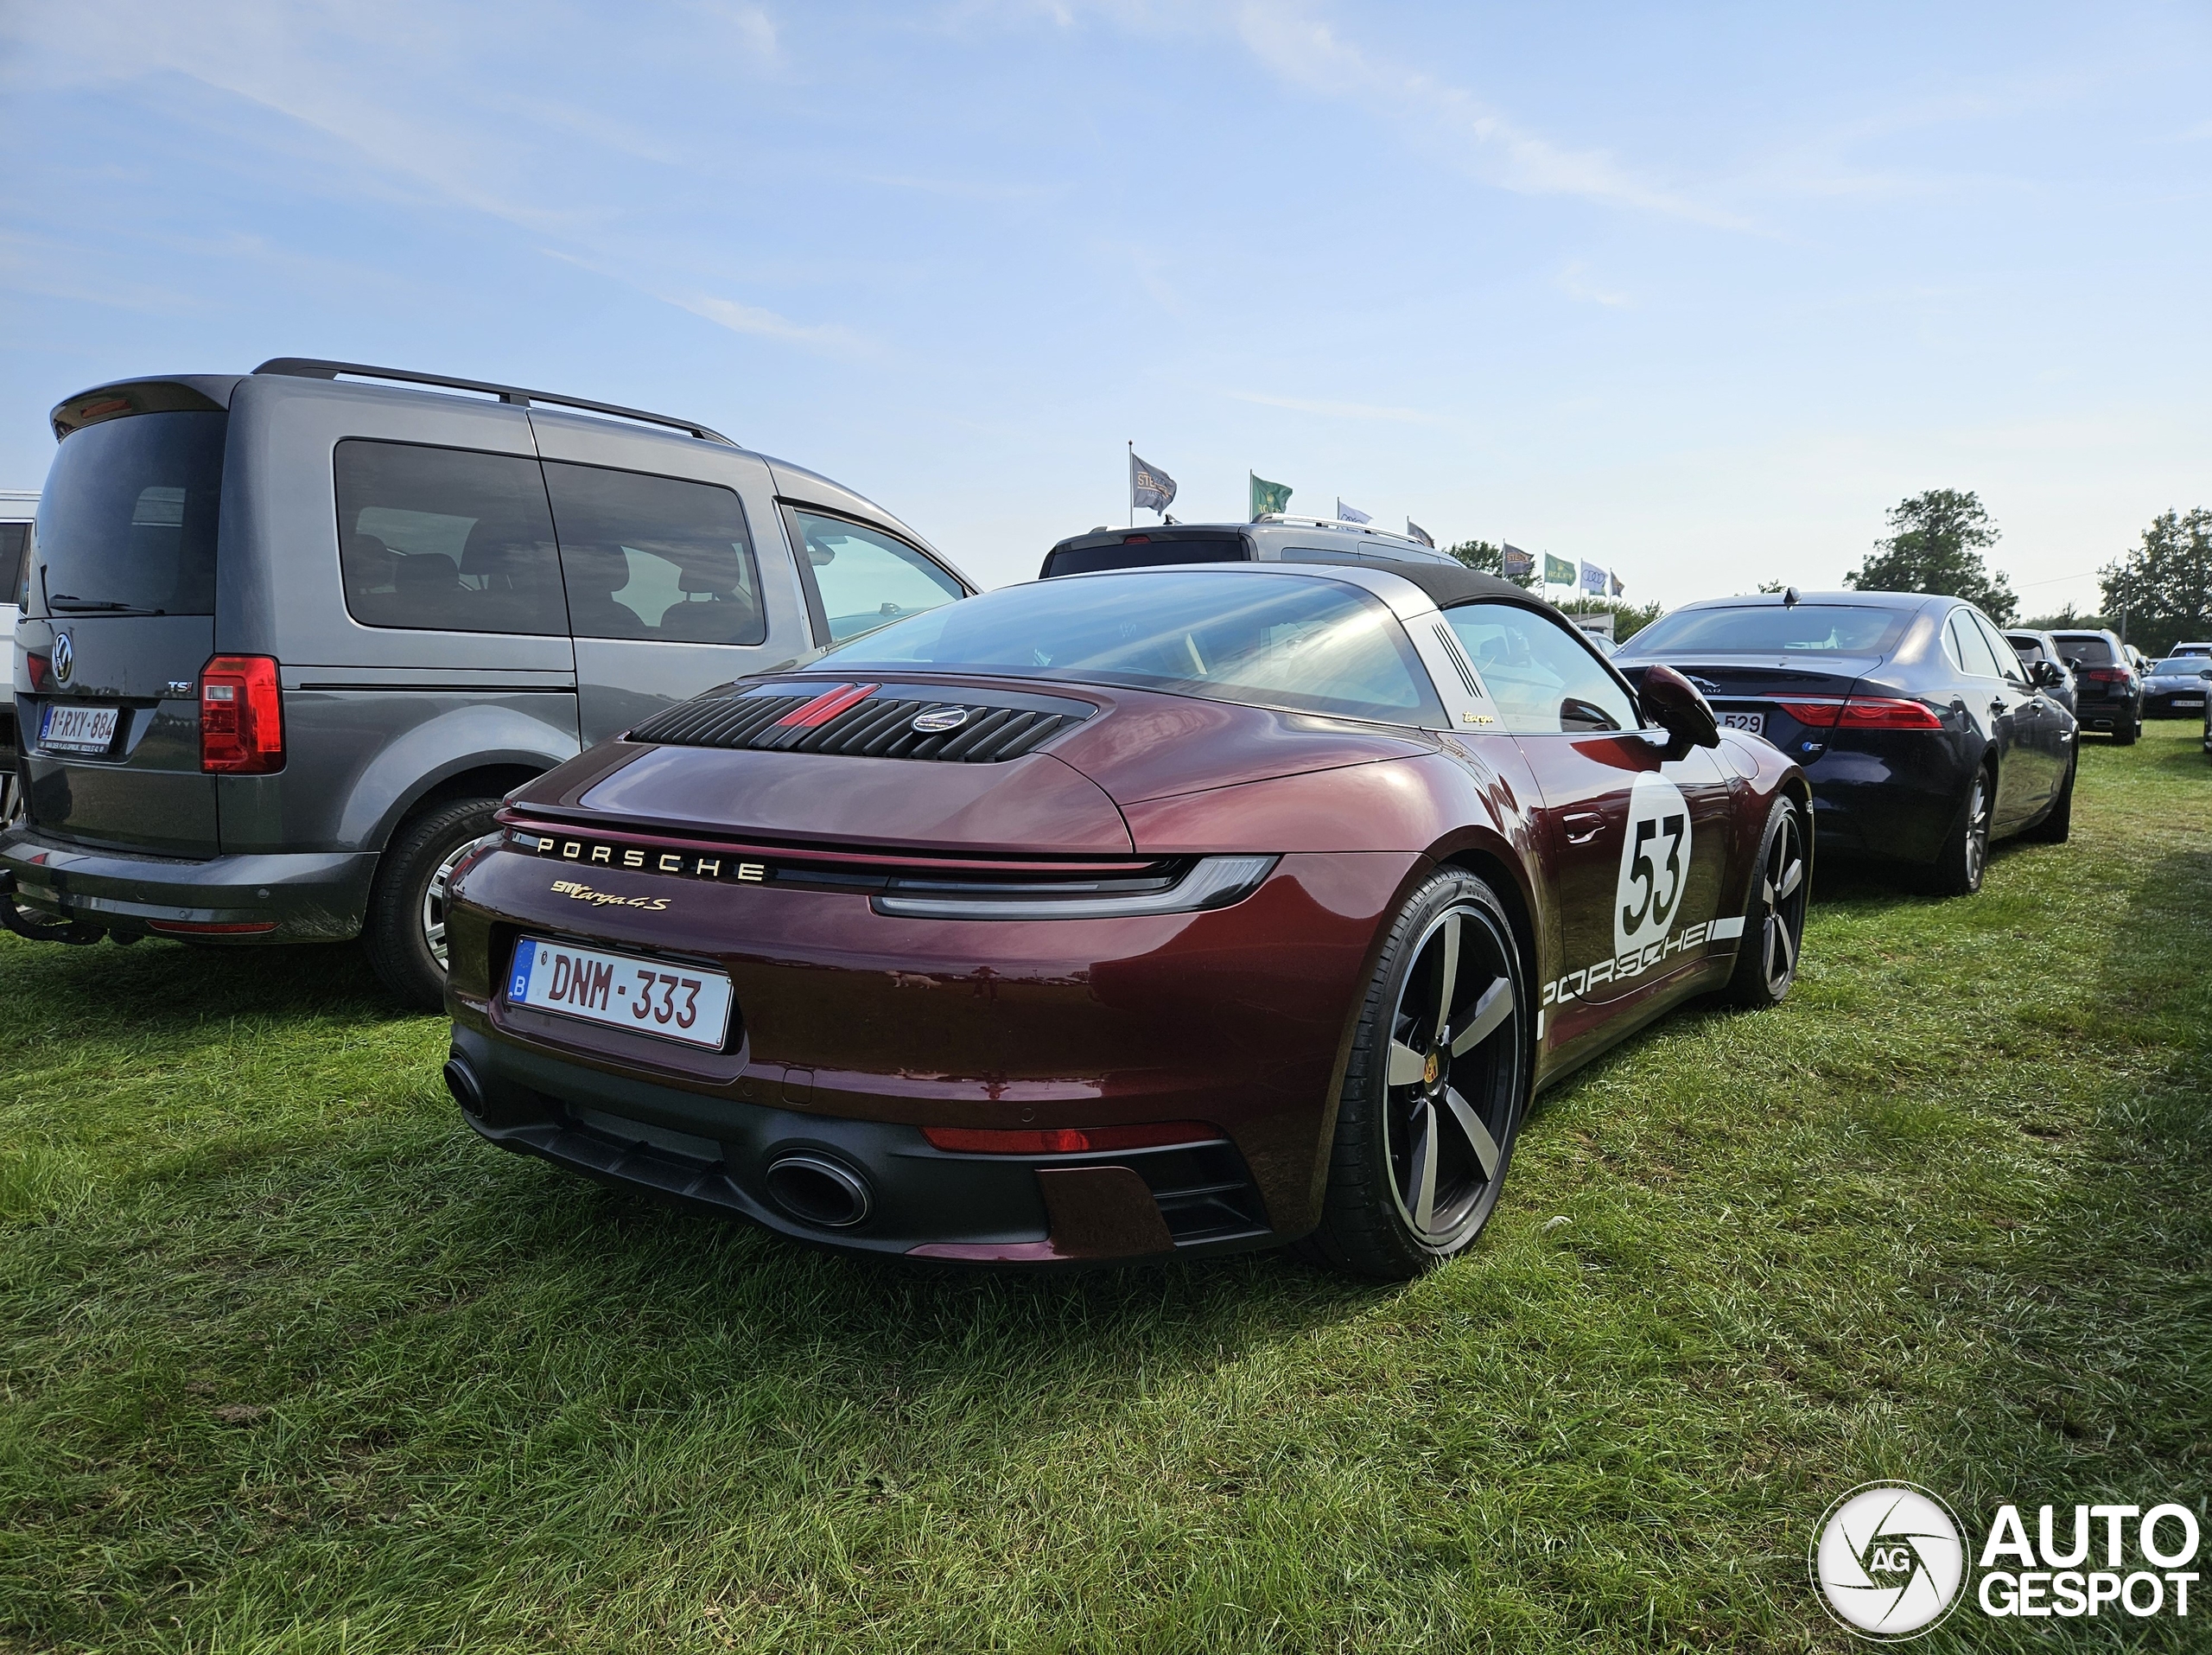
[4,360,975,1006]
[2047,628,2140,743]
[2004,630,2078,720]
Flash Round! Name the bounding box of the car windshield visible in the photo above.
[34,411,226,615]
[2152,659,2210,675]
[1627,603,1907,655]
[811,570,1446,725]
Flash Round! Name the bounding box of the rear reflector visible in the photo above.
[148,920,278,935]
[24,653,48,691]
[923,1122,1224,1155]
[200,655,285,773]
[1774,696,1944,730]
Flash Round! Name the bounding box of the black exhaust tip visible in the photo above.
[763,1153,873,1229]
[442,1055,486,1117]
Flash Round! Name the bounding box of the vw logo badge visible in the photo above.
[911,706,969,734]
[52,632,73,684]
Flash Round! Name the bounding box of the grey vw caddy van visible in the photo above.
[3,360,974,1006]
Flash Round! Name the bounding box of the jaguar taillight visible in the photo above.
[200,654,285,774]
[1774,696,1944,731]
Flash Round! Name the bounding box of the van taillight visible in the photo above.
[200,655,284,774]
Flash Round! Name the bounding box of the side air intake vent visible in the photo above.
[626,683,1095,764]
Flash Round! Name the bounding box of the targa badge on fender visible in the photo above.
[911,706,969,733]
[1615,772,1698,957]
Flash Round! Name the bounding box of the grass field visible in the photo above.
[3,722,2208,1653]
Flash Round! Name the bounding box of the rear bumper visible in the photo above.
[1800,736,1969,864]
[447,1022,1274,1264]
[2075,695,2139,730]
[442,845,1421,1260]
[0,825,376,940]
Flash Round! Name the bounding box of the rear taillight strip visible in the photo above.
[200,655,285,774]
[1773,696,1944,731]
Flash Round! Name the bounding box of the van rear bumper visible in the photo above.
[0,826,376,941]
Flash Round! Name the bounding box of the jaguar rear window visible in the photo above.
[1628,604,1908,655]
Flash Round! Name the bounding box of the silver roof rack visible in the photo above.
[252,358,735,446]
[1252,513,1426,544]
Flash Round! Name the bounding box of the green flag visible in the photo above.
[1544,552,1574,585]
[1249,473,1292,520]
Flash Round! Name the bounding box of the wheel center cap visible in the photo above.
[1423,1049,1441,1088]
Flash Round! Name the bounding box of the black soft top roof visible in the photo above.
[1366,560,1561,613]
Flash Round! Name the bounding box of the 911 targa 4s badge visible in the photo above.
[440,563,1812,1278]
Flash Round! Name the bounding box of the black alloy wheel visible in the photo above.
[1727,797,1808,1008]
[1307,869,1529,1279]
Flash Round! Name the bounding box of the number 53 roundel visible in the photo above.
[1615,773,1708,956]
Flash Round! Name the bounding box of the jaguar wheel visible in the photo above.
[2024,749,2075,843]
[1726,796,1808,1008]
[1306,869,1529,1280]
[1921,767,1992,898]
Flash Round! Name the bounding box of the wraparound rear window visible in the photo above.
[815,570,1446,725]
[1629,603,1909,655]
[35,411,226,616]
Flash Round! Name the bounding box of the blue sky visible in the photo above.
[3,2,2207,611]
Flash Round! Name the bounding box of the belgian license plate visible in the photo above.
[506,936,734,1048]
[1719,710,1764,737]
[2177,696,2204,708]
[40,703,120,754]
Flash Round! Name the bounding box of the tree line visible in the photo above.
[1451,493,2212,658]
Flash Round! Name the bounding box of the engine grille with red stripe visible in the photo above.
[626,681,1093,763]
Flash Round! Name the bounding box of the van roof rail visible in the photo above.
[251,359,735,446]
[1252,513,1425,544]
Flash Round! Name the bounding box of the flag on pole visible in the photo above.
[1503,544,1535,579]
[1610,571,1624,597]
[1249,473,1292,520]
[1580,560,1606,595]
[1336,499,1371,525]
[1130,450,1177,517]
[1405,519,1434,548]
[1544,552,1574,585]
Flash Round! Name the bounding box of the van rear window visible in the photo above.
[35,412,226,616]
[335,440,568,636]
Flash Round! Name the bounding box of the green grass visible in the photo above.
[3,725,2208,1653]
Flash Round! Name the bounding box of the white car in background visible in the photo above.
[2,490,33,821]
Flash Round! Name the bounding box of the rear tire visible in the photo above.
[2112,714,2139,746]
[1921,767,1992,898]
[1306,869,1530,1280]
[1726,796,1808,1009]
[2024,751,2075,843]
[364,796,499,1012]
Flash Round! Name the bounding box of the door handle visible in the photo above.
[1563,812,1605,845]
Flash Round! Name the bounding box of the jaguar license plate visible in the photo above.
[1719,710,1764,737]
[40,703,120,755]
[506,936,734,1048]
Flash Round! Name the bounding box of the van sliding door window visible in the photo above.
[543,463,765,646]
[334,440,567,635]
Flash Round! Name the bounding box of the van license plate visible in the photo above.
[506,936,733,1049]
[1720,710,1764,737]
[40,703,120,754]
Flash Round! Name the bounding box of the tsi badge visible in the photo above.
[1813,1482,1967,1639]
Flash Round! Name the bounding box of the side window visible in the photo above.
[1441,601,1638,735]
[1947,612,2002,679]
[543,463,765,646]
[334,441,566,635]
[0,522,28,608]
[1974,614,2028,685]
[787,508,965,644]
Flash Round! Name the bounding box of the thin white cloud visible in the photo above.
[1557,261,1631,309]
[675,293,870,354]
[1226,3,1747,228]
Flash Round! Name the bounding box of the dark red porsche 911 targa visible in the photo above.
[442,563,1810,1277]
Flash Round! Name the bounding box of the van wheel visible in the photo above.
[365,797,499,1011]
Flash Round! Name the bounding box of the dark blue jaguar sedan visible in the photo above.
[1616,589,2076,895]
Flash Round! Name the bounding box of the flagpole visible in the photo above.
[1128,440,1133,529]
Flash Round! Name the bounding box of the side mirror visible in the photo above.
[2063,657,2084,672]
[2031,659,2064,688]
[1637,662,1720,753]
